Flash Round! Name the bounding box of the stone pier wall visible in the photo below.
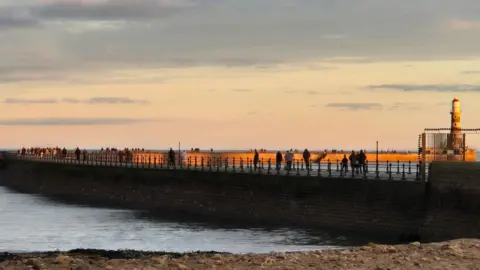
[0,159,478,242]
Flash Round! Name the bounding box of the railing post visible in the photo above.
[225,158,228,172]
[194,156,198,170]
[159,157,163,169]
[292,159,296,170]
[267,159,271,174]
[201,157,204,171]
[246,158,250,169]
[396,160,400,174]
[401,163,406,180]
[365,160,369,173]
[261,158,264,172]
[328,160,332,177]
[240,158,244,172]
[416,164,420,181]
[148,156,151,168]
[216,157,220,172]
[249,160,253,173]
[301,160,304,171]
[307,160,310,176]
[296,161,300,176]
[386,161,389,173]
[187,157,191,170]
[232,157,236,172]
[389,163,393,180]
[336,159,339,172]
[408,161,412,174]
[318,159,321,177]
[375,163,380,180]
[153,156,157,168]
[208,157,212,171]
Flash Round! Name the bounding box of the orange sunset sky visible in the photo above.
[1,0,480,150]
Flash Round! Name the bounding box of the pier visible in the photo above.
[6,151,425,181]
[0,150,478,242]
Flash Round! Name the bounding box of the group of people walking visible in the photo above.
[251,148,319,171]
[341,150,368,174]
[250,149,368,173]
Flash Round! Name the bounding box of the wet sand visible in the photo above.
[1,239,478,269]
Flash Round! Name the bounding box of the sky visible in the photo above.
[1,0,480,150]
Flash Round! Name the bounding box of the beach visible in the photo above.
[2,239,478,269]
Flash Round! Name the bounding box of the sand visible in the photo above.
[1,239,478,270]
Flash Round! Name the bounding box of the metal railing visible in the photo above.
[6,152,425,181]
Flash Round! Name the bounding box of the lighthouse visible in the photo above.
[449,97,463,153]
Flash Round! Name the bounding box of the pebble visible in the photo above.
[176,263,188,270]
[24,258,44,270]
[54,255,72,264]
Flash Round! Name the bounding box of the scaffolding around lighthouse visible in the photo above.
[419,98,478,163]
[447,97,463,154]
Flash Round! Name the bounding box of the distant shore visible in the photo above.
[2,239,478,269]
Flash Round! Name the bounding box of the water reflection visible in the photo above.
[0,187,359,253]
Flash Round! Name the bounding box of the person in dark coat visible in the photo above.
[358,150,367,174]
[253,149,259,171]
[275,151,283,170]
[75,147,81,161]
[168,148,175,168]
[303,149,311,170]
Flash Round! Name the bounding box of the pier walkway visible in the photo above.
[6,153,425,181]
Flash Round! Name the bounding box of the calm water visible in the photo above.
[0,187,363,254]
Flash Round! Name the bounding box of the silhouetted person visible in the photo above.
[341,155,349,173]
[303,149,311,170]
[82,149,88,161]
[62,148,67,159]
[21,147,26,156]
[168,148,175,168]
[276,151,283,170]
[349,151,357,174]
[285,150,293,171]
[358,150,367,174]
[253,149,259,171]
[75,147,81,161]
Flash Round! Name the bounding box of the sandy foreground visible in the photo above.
[0,239,478,270]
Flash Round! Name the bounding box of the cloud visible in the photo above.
[4,98,58,104]
[461,70,480,75]
[325,102,383,111]
[0,8,39,28]
[367,84,480,92]
[0,117,159,126]
[3,97,148,104]
[32,0,200,21]
[77,97,148,104]
[447,19,480,31]
[1,0,480,76]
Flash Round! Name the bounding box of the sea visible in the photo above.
[0,187,371,254]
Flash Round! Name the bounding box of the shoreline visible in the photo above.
[2,239,478,269]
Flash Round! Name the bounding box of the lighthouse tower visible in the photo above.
[449,97,463,152]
